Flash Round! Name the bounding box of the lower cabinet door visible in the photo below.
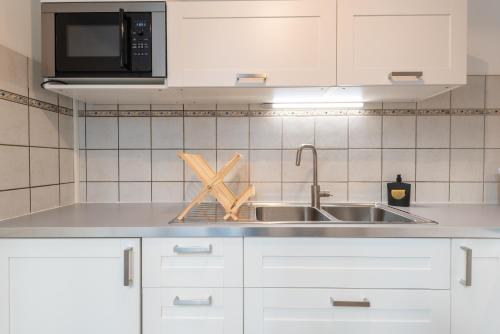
[143,288,243,334]
[245,288,450,334]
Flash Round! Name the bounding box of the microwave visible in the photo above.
[42,2,166,83]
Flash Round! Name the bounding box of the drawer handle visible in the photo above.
[173,296,213,306]
[460,246,472,287]
[173,245,213,254]
[236,73,267,84]
[123,247,134,287]
[388,71,423,80]
[331,297,371,308]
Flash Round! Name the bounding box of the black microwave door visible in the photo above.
[55,12,128,76]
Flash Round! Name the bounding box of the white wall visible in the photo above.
[0,0,41,61]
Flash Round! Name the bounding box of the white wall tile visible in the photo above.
[416,182,449,203]
[217,117,249,149]
[31,185,60,212]
[59,149,74,183]
[152,117,183,149]
[451,116,484,148]
[317,150,348,182]
[348,182,381,202]
[86,104,117,111]
[484,183,499,204]
[184,150,216,182]
[184,182,215,203]
[119,117,151,149]
[315,116,348,149]
[450,183,483,203]
[119,150,151,181]
[349,116,382,148]
[87,182,118,202]
[382,149,416,182]
[30,147,59,187]
[282,150,313,182]
[152,150,183,182]
[217,150,249,183]
[417,116,450,148]
[79,150,86,182]
[450,149,484,182]
[86,150,118,181]
[321,183,348,203]
[486,76,500,108]
[383,102,416,110]
[0,145,29,190]
[252,183,281,202]
[29,107,59,147]
[0,99,28,146]
[484,149,500,181]
[79,182,87,202]
[0,188,30,220]
[416,149,450,182]
[119,182,151,203]
[382,116,416,148]
[0,45,28,96]
[249,150,281,182]
[79,117,86,149]
[485,116,500,148]
[282,183,310,203]
[185,117,216,149]
[250,117,282,149]
[349,149,382,182]
[86,117,118,149]
[283,117,314,149]
[59,114,73,149]
[60,183,75,206]
[451,76,486,109]
[152,182,184,202]
[417,91,451,110]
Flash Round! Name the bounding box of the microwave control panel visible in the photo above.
[129,13,152,72]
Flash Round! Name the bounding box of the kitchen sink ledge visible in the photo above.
[0,203,499,238]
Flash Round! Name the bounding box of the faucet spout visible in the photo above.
[296,144,330,208]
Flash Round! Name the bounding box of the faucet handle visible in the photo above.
[319,190,332,198]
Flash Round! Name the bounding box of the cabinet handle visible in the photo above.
[388,71,423,80]
[330,297,371,308]
[236,73,267,84]
[173,296,213,306]
[460,246,472,287]
[173,245,213,254]
[124,247,134,287]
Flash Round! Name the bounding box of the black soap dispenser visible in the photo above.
[387,174,411,207]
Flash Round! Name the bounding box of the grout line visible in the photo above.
[117,108,121,202]
[150,104,153,202]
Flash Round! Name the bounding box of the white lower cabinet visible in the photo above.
[245,288,450,334]
[451,239,500,334]
[143,288,243,334]
[0,239,140,334]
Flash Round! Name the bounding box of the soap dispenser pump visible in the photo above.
[387,174,411,207]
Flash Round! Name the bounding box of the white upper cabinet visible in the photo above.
[337,0,467,86]
[167,0,337,87]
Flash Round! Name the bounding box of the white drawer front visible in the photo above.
[143,238,243,287]
[245,288,450,334]
[245,238,450,289]
[144,288,243,334]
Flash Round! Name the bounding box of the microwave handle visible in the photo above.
[119,8,129,69]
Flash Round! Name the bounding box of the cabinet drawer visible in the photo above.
[245,238,450,289]
[143,238,243,287]
[143,288,243,334]
[245,288,450,334]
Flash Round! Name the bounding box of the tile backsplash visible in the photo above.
[0,45,75,220]
[79,75,500,205]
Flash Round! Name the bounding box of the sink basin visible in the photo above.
[321,204,433,224]
[255,206,332,222]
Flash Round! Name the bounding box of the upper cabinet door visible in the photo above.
[337,0,467,86]
[168,0,337,87]
[451,239,500,334]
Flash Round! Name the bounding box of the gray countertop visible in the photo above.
[0,203,499,238]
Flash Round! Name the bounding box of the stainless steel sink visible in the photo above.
[255,206,332,222]
[321,204,434,224]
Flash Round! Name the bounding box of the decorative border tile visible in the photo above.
[451,109,484,115]
[29,98,58,113]
[119,110,151,117]
[0,89,29,106]
[152,110,183,117]
[485,109,500,115]
[383,109,417,116]
[58,106,73,116]
[417,109,451,116]
[347,109,383,116]
[216,110,249,117]
[85,110,119,117]
[184,110,216,117]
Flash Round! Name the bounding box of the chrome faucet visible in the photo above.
[296,144,331,208]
